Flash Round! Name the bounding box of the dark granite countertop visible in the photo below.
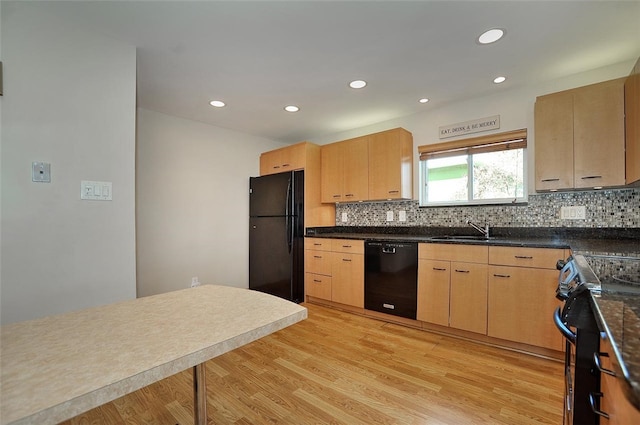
[306,226,640,409]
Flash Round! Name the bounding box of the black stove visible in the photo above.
[555,253,640,425]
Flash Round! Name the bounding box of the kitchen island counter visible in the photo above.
[0,284,307,425]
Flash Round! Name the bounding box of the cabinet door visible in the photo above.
[573,79,625,188]
[305,273,332,300]
[342,137,369,202]
[304,249,332,276]
[331,252,364,308]
[281,143,306,172]
[417,259,450,326]
[449,262,487,334]
[487,266,563,350]
[534,92,574,190]
[368,129,413,200]
[626,60,640,184]
[320,142,344,203]
[260,149,283,176]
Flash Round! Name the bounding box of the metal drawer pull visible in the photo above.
[342,245,352,248]
[273,165,281,169]
[454,269,470,273]
[541,178,560,182]
[313,243,322,246]
[588,392,609,419]
[493,274,511,278]
[332,194,341,198]
[313,279,322,283]
[514,255,533,259]
[342,258,352,262]
[282,163,290,167]
[432,267,447,271]
[383,303,395,310]
[593,352,616,376]
[388,190,399,194]
[313,255,323,258]
[345,194,354,197]
[581,175,602,180]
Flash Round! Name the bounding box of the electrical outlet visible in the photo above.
[341,212,348,223]
[398,210,407,222]
[560,206,586,220]
[190,276,200,288]
[386,211,394,222]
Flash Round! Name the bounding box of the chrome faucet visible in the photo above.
[466,220,490,239]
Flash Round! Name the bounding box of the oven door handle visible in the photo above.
[553,307,576,344]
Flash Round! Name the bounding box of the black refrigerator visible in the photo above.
[249,170,304,303]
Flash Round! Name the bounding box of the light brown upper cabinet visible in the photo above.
[320,136,369,203]
[260,142,307,176]
[626,57,640,185]
[535,78,626,191]
[368,128,414,200]
[320,127,414,203]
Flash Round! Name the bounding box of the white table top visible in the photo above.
[0,285,307,425]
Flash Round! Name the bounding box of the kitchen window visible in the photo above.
[418,129,527,206]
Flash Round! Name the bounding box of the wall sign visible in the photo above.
[439,115,500,139]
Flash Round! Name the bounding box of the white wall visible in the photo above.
[0,3,137,324]
[136,108,285,297]
[312,60,636,198]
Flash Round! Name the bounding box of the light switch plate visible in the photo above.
[386,211,394,222]
[81,180,113,201]
[32,162,51,183]
[398,210,407,222]
[341,212,348,223]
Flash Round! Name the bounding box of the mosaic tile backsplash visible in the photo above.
[335,188,640,228]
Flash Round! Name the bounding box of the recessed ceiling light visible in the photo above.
[349,80,367,89]
[493,76,507,84]
[419,98,429,104]
[478,28,505,44]
[284,105,300,112]
[209,100,225,107]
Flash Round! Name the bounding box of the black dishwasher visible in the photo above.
[365,241,418,320]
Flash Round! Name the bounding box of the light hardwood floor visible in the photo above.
[61,303,564,424]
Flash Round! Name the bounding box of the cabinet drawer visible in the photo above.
[305,237,332,251]
[419,243,488,264]
[305,273,332,300]
[331,239,364,254]
[304,249,332,275]
[489,246,564,269]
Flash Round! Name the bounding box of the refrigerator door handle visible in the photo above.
[286,176,293,253]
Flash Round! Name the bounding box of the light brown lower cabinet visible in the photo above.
[598,336,640,424]
[487,265,563,350]
[417,259,450,326]
[449,262,488,334]
[304,238,364,308]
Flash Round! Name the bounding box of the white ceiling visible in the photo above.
[19,1,640,143]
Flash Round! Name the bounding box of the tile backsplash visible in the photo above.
[335,188,640,228]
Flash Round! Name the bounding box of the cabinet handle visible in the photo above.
[514,255,533,259]
[313,243,322,246]
[581,175,602,180]
[541,178,560,182]
[588,392,609,419]
[313,255,323,259]
[432,267,447,271]
[593,352,616,376]
[388,190,399,194]
[454,269,470,273]
[342,245,352,248]
[345,194,354,197]
[313,279,322,283]
[332,194,341,198]
[342,258,352,262]
[273,165,281,169]
[493,274,511,278]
